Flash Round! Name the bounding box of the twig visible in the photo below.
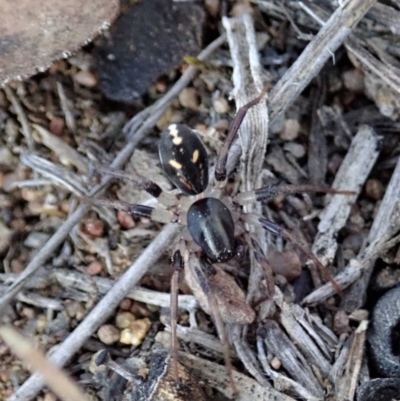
[222,13,271,386]
[334,321,368,400]
[3,85,34,151]
[56,82,77,134]
[179,352,296,401]
[312,125,381,266]
[299,1,400,95]
[269,0,377,124]
[341,152,400,311]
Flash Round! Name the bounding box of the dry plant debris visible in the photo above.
[0,0,119,85]
[1,0,400,400]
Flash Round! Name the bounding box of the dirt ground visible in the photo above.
[1,1,400,401]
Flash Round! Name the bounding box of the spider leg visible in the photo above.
[95,165,179,207]
[214,86,269,182]
[236,183,354,204]
[257,217,341,293]
[245,234,275,298]
[81,197,178,224]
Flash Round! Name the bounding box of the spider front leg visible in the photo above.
[214,86,269,182]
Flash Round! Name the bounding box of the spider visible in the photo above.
[90,89,350,393]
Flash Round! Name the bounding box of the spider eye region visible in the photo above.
[187,197,235,263]
[159,124,209,195]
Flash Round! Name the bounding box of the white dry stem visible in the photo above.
[304,129,400,306]
[312,125,382,266]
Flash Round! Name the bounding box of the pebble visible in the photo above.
[213,97,229,114]
[178,87,199,111]
[283,142,305,159]
[65,301,85,320]
[117,210,135,229]
[80,219,105,238]
[365,178,384,200]
[333,310,350,335]
[36,314,48,333]
[49,117,65,135]
[349,309,369,322]
[0,221,11,254]
[279,119,300,141]
[342,233,364,253]
[115,311,136,329]
[0,148,14,166]
[97,324,120,345]
[119,298,133,311]
[154,330,171,349]
[119,318,151,346]
[271,356,281,370]
[74,70,98,88]
[212,118,229,132]
[346,213,365,234]
[43,393,57,401]
[267,249,302,281]
[86,260,103,275]
[342,69,364,92]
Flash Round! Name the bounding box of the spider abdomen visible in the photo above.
[159,124,209,195]
[187,197,235,263]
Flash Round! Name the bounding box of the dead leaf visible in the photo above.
[0,0,119,85]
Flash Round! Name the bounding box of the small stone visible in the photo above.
[24,232,50,249]
[0,220,12,253]
[74,70,98,88]
[213,97,229,114]
[49,117,65,136]
[267,249,302,281]
[347,213,365,234]
[80,219,105,237]
[365,178,384,200]
[97,324,120,345]
[0,147,14,167]
[87,260,103,275]
[43,392,57,401]
[36,314,48,333]
[212,118,229,132]
[119,318,151,346]
[21,307,35,319]
[154,330,171,349]
[328,153,344,174]
[65,301,85,319]
[333,310,351,335]
[279,119,300,141]
[11,259,24,273]
[342,69,364,92]
[349,309,369,322]
[178,87,199,111]
[283,142,305,158]
[119,298,133,311]
[271,356,281,370]
[342,233,364,253]
[115,311,136,329]
[117,210,135,229]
